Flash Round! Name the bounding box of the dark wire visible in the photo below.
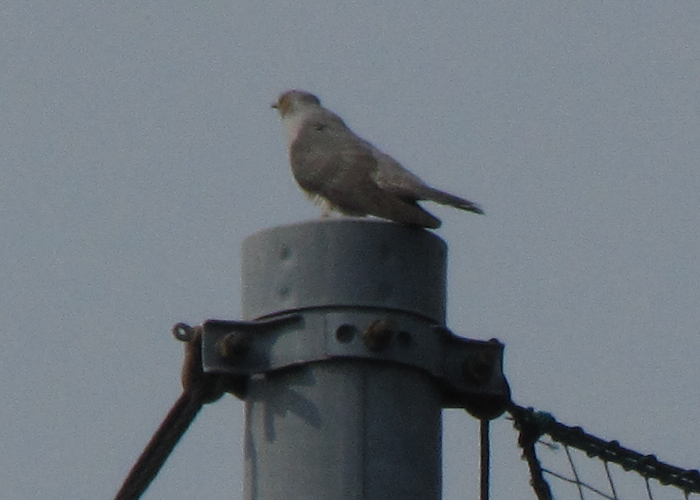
[480,419,490,500]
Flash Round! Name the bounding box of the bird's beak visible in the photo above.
[271,102,279,109]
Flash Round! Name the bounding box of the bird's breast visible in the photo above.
[282,114,308,144]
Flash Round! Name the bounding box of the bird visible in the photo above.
[272,90,484,229]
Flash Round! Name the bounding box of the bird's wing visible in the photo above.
[369,148,430,200]
[291,128,441,228]
[369,147,484,214]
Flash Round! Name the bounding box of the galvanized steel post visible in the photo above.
[241,219,446,500]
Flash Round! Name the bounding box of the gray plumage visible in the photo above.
[273,90,483,229]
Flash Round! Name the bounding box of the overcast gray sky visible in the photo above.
[1,2,698,499]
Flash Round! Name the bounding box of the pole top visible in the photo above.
[241,219,448,323]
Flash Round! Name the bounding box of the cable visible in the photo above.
[112,325,226,500]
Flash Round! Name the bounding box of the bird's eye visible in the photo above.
[314,123,327,131]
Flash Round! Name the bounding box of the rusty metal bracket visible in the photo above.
[177,311,510,419]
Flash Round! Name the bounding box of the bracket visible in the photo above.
[187,310,510,419]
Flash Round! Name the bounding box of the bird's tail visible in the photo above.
[421,187,484,215]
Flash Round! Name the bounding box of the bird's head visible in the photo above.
[272,90,322,118]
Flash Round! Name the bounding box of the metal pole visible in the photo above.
[240,219,447,500]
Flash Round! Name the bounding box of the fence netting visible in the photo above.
[508,404,700,500]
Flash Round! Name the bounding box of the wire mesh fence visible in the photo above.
[509,404,700,500]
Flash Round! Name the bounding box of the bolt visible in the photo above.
[218,332,251,362]
[462,350,496,385]
[363,318,397,352]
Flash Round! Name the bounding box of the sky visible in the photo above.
[1,1,699,499]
